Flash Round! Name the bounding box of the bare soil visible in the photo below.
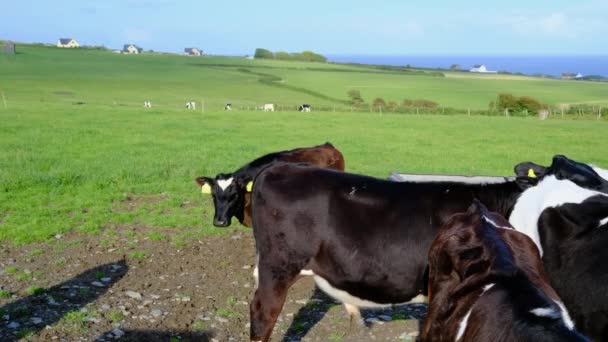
[1,225,427,341]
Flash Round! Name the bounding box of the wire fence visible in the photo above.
[1,91,605,120]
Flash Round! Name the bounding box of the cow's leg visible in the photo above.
[250,281,291,342]
[250,253,307,341]
[344,303,363,332]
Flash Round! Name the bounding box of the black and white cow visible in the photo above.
[248,163,534,341]
[509,155,608,341]
[186,101,196,110]
[298,104,311,112]
[225,103,232,110]
[195,143,345,227]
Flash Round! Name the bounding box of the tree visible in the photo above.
[274,51,290,60]
[373,98,386,109]
[387,101,398,112]
[495,93,544,114]
[254,48,274,59]
[347,90,364,106]
[450,64,461,70]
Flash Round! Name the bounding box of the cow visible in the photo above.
[186,101,196,110]
[421,200,588,342]
[143,101,152,108]
[225,103,232,110]
[509,155,608,341]
[262,103,274,112]
[248,163,533,342]
[298,104,311,112]
[195,143,345,228]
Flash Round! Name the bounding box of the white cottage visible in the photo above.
[57,38,79,48]
[184,48,202,56]
[123,44,143,54]
[470,64,497,73]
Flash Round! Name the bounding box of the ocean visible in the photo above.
[327,55,608,78]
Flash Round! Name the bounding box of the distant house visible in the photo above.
[469,64,497,73]
[561,72,583,80]
[123,44,143,54]
[245,55,254,60]
[2,41,16,54]
[57,38,79,48]
[184,48,202,56]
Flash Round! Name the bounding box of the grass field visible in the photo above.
[2,44,608,110]
[1,44,608,245]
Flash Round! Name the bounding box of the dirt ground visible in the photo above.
[0,225,427,342]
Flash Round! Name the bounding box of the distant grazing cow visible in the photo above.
[262,103,274,112]
[143,101,152,108]
[186,101,196,110]
[248,163,534,342]
[225,103,232,110]
[195,143,345,228]
[298,104,311,112]
[421,200,587,341]
[510,155,608,341]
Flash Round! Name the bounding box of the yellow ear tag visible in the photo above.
[528,168,537,178]
[201,183,212,194]
[246,181,253,192]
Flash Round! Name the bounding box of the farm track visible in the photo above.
[0,225,425,341]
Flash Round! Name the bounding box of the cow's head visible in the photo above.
[195,173,249,227]
[428,200,517,308]
[514,155,608,193]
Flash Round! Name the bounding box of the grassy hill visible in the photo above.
[1,44,607,244]
[2,44,607,110]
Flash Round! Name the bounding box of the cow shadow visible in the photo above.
[0,260,128,342]
[281,287,428,341]
[282,286,337,342]
[94,328,215,342]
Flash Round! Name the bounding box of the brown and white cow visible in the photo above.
[195,143,345,227]
[421,200,588,342]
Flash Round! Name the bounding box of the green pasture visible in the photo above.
[2,44,607,110]
[1,44,607,245]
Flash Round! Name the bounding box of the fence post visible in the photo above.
[1,91,6,109]
[201,98,204,113]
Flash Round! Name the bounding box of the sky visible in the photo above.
[2,0,607,55]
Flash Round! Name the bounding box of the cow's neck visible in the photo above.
[470,182,523,217]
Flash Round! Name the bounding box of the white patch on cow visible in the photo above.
[253,254,259,288]
[482,216,512,230]
[600,217,608,227]
[299,269,314,276]
[455,309,473,341]
[390,173,513,184]
[509,175,608,255]
[482,283,495,293]
[217,177,234,191]
[555,300,575,330]
[311,273,427,308]
[530,307,557,318]
[343,303,362,321]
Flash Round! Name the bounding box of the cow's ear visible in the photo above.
[195,177,214,194]
[514,161,547,179]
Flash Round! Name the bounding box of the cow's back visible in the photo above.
[251,163,467,303]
